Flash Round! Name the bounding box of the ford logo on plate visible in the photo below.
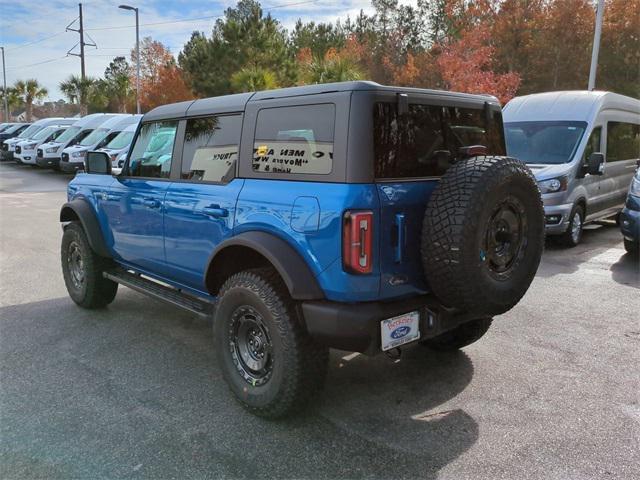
[390,326,411,339]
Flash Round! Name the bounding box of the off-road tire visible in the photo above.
[421,318,492,351]
[61,222,118,308]
[213,268,329,419]
[421,156,545,316]
[557,204,584,247]
[624,238,639,256]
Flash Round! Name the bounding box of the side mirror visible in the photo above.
[585,152,605,176]
[85,151,112,175]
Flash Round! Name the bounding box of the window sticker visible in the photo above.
[252,140,333,175]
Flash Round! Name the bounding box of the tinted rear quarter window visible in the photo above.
[374,102,506,179]
[253,104,335,175]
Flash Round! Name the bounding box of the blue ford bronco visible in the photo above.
[60,81,545,418]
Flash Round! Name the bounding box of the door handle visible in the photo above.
[202,204,229,218]
[96,191,107,201]
[394,213,406,263]
[143,198,160,209]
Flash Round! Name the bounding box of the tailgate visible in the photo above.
[376,181,437,299]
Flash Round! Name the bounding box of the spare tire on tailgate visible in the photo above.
[421,156,544,316]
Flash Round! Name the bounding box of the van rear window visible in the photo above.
[374,102,506,179]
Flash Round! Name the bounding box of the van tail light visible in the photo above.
[343,210,373,274]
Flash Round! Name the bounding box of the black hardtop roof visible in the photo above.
[143,81,499,121]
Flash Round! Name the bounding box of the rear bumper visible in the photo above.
[302,295,481,355]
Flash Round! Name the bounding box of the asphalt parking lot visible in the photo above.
[0,161,638,480]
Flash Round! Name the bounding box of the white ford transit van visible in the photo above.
[504,91,640,246]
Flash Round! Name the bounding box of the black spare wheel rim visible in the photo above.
[482,196,527,280]
[67,240,86,290]
[229,305,274,386]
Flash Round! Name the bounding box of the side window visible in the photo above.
[181,115,242,183]
[583,127,602,161]
[253,104,335,175]
[607,122,640,162]
[127,121,178,178]
[97,132,118,149]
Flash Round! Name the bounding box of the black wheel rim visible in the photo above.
[67,241,85,289]
[228,306,273,386]
[481,197,527,279]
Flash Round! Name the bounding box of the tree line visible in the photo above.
[2,0,638,120]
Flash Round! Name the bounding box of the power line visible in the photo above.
[3,0,319,52]
[4,32,67,52]
[85,0,320,31]
[5,55,72,71]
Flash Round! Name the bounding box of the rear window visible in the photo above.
[253,104,335,175]
[374,102,506,179]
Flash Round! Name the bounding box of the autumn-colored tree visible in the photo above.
[129,37,194,112]
[528,0,594,91]
[437,26,520,104]
[139,62,194,112]
[598,0,640,97]
[491,0,544,89]
[130,37,173,90]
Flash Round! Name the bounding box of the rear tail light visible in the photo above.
[342,210,373,274]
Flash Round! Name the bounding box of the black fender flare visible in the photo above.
[60,200,111,258]
[206,231,324,300]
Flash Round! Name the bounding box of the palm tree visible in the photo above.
[230,67,279,93]
[13,79,48,121]
[59,75,96,116]
[0,87,23,121]
[301,55,362,84]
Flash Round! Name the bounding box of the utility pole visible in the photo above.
[588,0,605,91]
[79,3,85,78]
[66,3,95,80]
[1,47,8,121]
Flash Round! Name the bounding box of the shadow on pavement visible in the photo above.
[610,252,639,289]
[1,293,477,479]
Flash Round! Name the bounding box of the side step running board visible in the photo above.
[103,269,216,318]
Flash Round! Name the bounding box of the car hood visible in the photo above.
[66,145,91,152]
[97,147,125,155]
[525,163,574,181]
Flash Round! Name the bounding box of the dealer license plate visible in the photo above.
[381,311,420,351]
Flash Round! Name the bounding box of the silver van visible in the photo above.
[504,91,640,246]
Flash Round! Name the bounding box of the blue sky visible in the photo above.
[0,0,415,100]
